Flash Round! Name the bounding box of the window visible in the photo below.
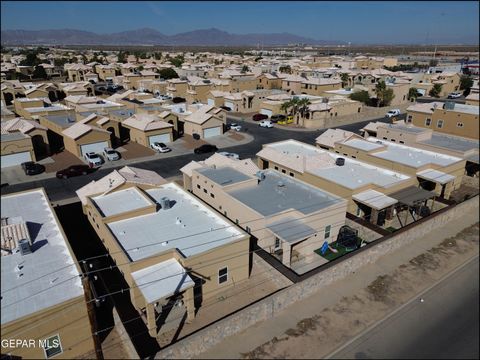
[274,237,281,249]
[203,189,207,194]
[335,151,340,154]
[437,119,444,128]
[383,137,388,140]
[289,172,294,177]
[246,226,251,233]
[425,118,432,126]
[197,184,201,190]
[324,225,331,239]
[391,139,396,142]
[43,334,62,358]
[457,122,464,128]
[399,140,405,144]
[352,155,356,159]
[218,267,228,284]
[274,166,278,170]
[282,169,286,174]
[210,193,215,198]
[407,115,412,123]
[235,219,239,224]
[224,211,227,217]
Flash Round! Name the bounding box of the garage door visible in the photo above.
[224,101,235,111]
[207,98,215,106]
[148,134,171,146]
[1,151,32,168]
[260,109,273,118]
[203,127,222,138]
[80,141,109,157]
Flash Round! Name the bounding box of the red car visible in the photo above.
[252,113,268,121]
[56,165,94,179]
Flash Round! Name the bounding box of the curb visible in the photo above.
[324,254,480,359]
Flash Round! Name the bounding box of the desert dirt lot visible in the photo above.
[241,222,479,359]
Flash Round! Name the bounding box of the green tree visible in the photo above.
[137,65,144,72]
[429,59,438,67]
[297,98,311,120]
[408,87,419,101]
[32,65,48,80]
[241,65,250,73]
[169,55,184,68]
[349,90,371,104]
[429,84,442,98]
[154,52,162,60]
[279,65,292,74]
[280,100,291,114]
[159,68,179,80]
[340,73,350,88]
[459,75,474,96]
[255,57,263,62]
[374,80,395,107]
[19,51,40,67]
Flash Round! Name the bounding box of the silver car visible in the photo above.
[103,147,120,161]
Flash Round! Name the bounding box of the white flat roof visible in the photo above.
[106,183,244,261]
[268,139,324,157]
[91,187,152,217]
[367,137,462,168]
[417,169,456,185]
[131,258,194,303]
[343,138,385,152]
[352,189,398,210]
[1,189,83,325]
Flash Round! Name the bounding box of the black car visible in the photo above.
[172,97,186,103]
[194,144,218,154]
[220,106,232,111]
[21,161,45,176]
[270,114,286,123]
[56,165,94,179]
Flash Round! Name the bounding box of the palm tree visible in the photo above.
[340,73,350,88]
[298,98,311,118]
[280,100,291,115]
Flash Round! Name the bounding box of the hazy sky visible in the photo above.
[1,1,479,44]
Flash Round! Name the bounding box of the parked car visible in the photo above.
[151,142,171,153]
[194,144,218,154]
[218,151,239,160]
[56,165,94,179]
[385,109,401,118]
[259,120,273,128]
[278,116,294,125]
[270,114,286,123]
[252,113,268,121]
[220,106,232,111]
[21,161,45,176]
[103,147,120,161]
[447,92,462,99]
[84,152,103,167]
[159,94,173,100]
[172,97,186,103]
[229,123,241,131]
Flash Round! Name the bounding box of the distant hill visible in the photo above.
[1,27,344,46]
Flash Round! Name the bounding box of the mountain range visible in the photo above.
[1,27,344,46]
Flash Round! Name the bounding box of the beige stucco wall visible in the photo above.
[1,136,35,161]
[64,130,111,158]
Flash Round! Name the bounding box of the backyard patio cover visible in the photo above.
[267,216,317,245]
[352,189,398,210]
[417,169,455,185]
[389,186,436,207]
[131,258,195,304]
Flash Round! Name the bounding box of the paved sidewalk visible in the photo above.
[196,209,479,359]
[0,132,254,186]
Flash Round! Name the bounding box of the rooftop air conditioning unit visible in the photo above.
[18,239,32,256]
[335,157,345,166]
[160,197,171,210]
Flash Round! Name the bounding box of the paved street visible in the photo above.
[330,256,479,360]
[0,115,392,202]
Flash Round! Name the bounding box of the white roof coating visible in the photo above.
[91,187,152,217]
[107,183,244,261]
[267,139,324,157]
[352,190,398,210]
[366,137,463,168]
[131,258,194,303]
[342,138,385,152]
[1,189,83,325]
[228,169,345,217]
[417,169,456,185]
[308,156,410,189]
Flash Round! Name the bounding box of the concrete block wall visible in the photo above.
[345,218,384,243]
[156,196,479,359]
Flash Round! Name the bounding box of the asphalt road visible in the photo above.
[0,115,393,202]
[330,256,479,360]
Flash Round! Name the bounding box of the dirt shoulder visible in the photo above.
[241,222,479,359]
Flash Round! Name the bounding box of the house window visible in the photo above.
[324,225,331,239]
[224,211,227,217]
[352,155,356,159]
[383,137,388,140]
[457,122,464,128]
[43,334,63,358]
[274,166,278,170]
[407,115,413,123]
[399,140,405,144]
[391,139,396,142]
[274,237,281,249]
[210,193,215,198]
[289,172,294,177]
[246,226,251,233]
[437,119,444,128]
[425,118,432,126]
[196,184,201,190]
[219,205,222,210]
[203,189,207,194]
[282,169,286,174]
[218,267,228,284]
